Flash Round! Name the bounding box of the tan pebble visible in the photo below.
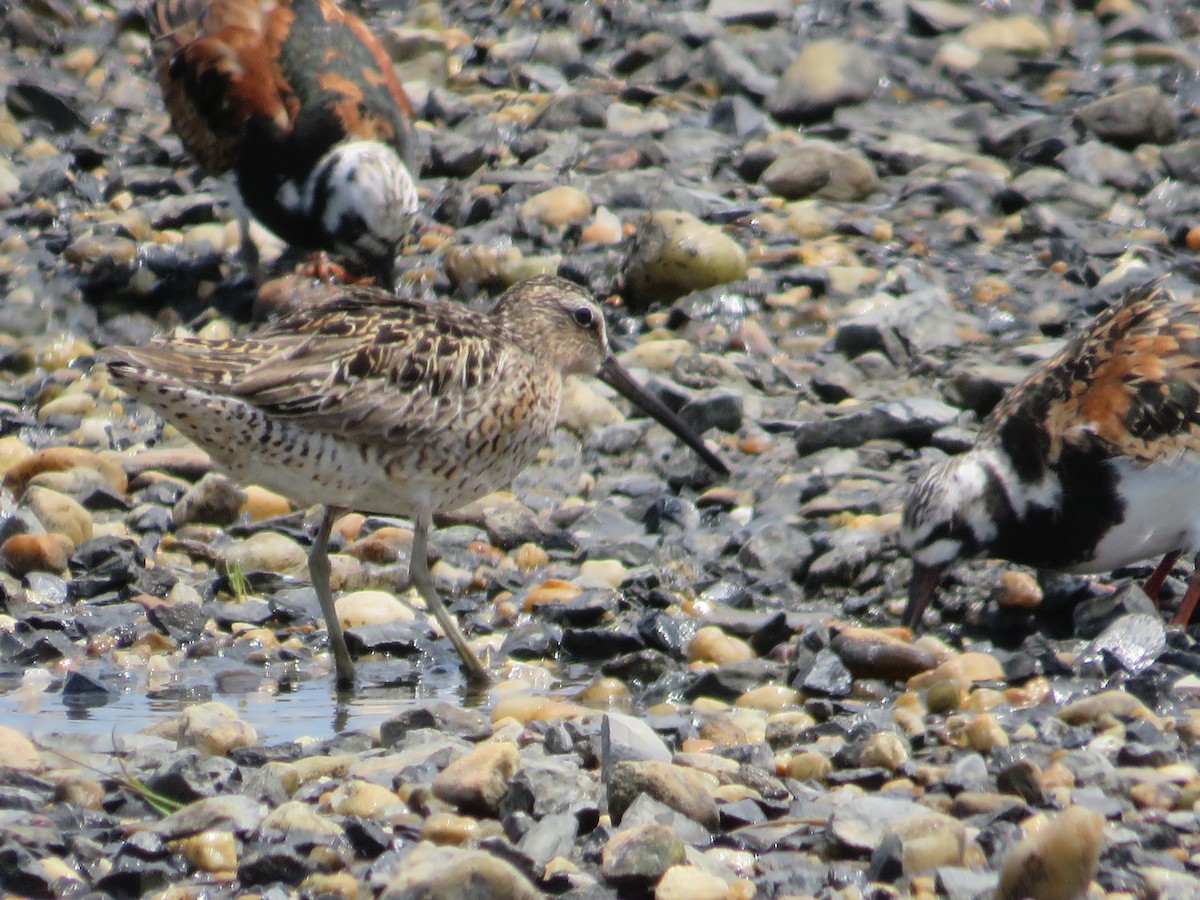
[574,677,632,711]
[0,436,33,476]
[699,715,748,747]
[4,446,127,496]
[335,590,415,628]
[576,558,625,589]
[557,375,623,431]
[726,877,757,900]
[300,872,361,900]
[169,830,237,873]
[961,15,1052,55]
[38,392,96,420]
[996,805,1104,900]
[262,799,344,835]
[176,701,257,755]
[53,774,105,809]
[346,525,412,563]
[520,185,593,228]
[654,864,727,900]
[889,812,966,873]
[37,856,81,884]
[224,531,308,575]
[1187,226,1200,252]
[1,532,74,575]
[966,712,1010,753]
[1058,690,1156,725]
[908,652,1005,691]
[620,338,695,370]
[421,811,493,845]
[240,485,291,521]
[736,685,800,712]
[997,570,1043,610]
[233,627,279,649]
[784,750,832,781]
[581,205,622,244]
[524,578,581,610]
[965,687,1006,712]
[432,741,520,814]
[859,731,909,770]
[0,726,41,770]
[327,779,404,818]
[333,512,365,542]
[622,210,748,307]
[688,626,755,665]
[490,694,587,725]
[513,542,549,571]
[972,276,1012,305]
[23,486,92,545]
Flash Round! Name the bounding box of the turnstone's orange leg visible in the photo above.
[1169,562,1200,626]
[1142,550,1181,608]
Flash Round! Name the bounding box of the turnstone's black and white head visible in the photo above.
[146,0,418,285]
[900,277,1200,630]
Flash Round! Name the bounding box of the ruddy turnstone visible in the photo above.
[901,278,1200,629]
[146,0,419,285]
[104,275,729,687]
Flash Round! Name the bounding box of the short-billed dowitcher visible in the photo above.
[104,275,728,686]
[901,278,1200,629]
[146,0,419,284]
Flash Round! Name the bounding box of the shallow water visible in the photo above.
[0,661,483,744]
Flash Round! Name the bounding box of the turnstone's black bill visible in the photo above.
[146,0,418,285]
[901,278,1200,629]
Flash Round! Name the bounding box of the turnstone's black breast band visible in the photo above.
[901,277,1200,630]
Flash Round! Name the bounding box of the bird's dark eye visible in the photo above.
[573,306,595,328]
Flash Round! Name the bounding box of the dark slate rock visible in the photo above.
[793,399,959,456]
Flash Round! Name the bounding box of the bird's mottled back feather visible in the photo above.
[980,278,1200,469]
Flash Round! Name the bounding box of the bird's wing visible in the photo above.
[982,278,1200,471]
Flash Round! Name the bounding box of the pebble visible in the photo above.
[602,824,686,888]
[239,485,291,521]
[223,531,309,576]
[655,864,728,900]
[171,702,259,755]
[0,532,74,575]
[1074,85,1178,148]
[520,185,593,228]
[621,211,748,308]
[0,725,41,770]
[960,14,1052,55]
[432,741,520,815]
[688,626,756,665]
[996,805,1105,900]
[23,485,92,544]
[335,590,416,627]
[608,761,720,830]
[172,473,247,526]
[761,142,880,201]
[766,38,879,123]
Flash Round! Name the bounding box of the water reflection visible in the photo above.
[0,656,488,743]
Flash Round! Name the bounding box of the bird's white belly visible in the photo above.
[1065,456,1200,574]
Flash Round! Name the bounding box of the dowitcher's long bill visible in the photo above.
[900,277,1200,631]
[103,275,728,688]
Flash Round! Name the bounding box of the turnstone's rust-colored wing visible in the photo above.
[981,279,1200,469]
[146,0,415,174]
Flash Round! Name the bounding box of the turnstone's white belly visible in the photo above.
[1066,455,1200,574]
